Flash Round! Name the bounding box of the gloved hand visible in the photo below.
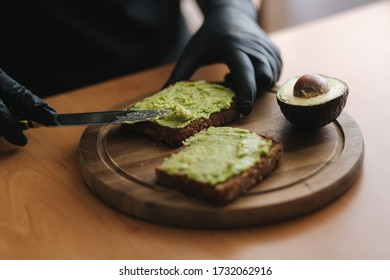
[164,0,282,115]
[0,68,58,146]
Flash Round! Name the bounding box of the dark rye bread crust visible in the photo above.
[124,101,240,147]
[155,139,283,205]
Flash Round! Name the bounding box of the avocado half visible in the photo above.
[276,74,349,129]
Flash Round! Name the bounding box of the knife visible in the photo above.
[19,109,171,129]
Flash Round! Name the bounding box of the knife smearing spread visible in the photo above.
[19,109,171,129]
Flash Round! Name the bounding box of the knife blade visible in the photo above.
[20,109,171,129]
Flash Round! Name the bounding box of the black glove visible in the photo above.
[164,0,282,115]
[0,68,58,146]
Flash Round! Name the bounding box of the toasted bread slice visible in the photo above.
[122,81,240,147]
[128,102,240,147]
[155,127,283,205]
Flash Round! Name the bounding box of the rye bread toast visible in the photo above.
[122,81,240,147]
[129,102,240,147]
[155,127,283,205]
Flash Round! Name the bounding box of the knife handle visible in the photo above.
[19,120,46,130]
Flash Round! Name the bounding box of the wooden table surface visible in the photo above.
[1,0,389,260]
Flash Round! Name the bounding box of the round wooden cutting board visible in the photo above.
[78,91,364,228]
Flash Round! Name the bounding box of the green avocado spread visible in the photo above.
[160,127,272,186]
[128,81,235,128]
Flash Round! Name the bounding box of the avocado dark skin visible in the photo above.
[277,74,349,129]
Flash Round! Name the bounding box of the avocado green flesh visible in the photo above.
[160,127,272,186]
[127,81,235,128]
[277,75,347,106]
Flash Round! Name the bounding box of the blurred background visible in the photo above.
[182,0,381,32]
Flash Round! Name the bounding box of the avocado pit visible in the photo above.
[293,73,330,98]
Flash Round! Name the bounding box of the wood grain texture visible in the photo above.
[78,91,364,228]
